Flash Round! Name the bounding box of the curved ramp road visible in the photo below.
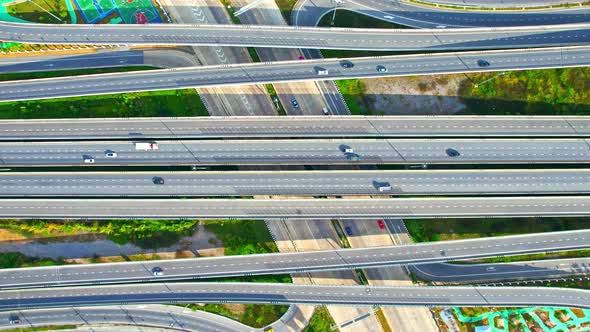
[1,46,589,102]
[412,257,590,283]
[293,0,590,28]
[2,283,590,310]
[0,230,587,289]
[3,139,590,166]
[1,169,589,197]
[0,305,253,332]
[2,116,590,140]
[0,196,589,219]
[2,21,590,50]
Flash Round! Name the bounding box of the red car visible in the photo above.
[377,220,385,230]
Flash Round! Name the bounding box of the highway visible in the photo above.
[0,305,254,332]
[292,0,590,28]
[0,196,589,219]
[3,116,590,140]
[3,21,590,50]
[2,282,590,310]
[412,257,590,283]
[4,138,590,166]
[414,0,586,8]
[0,230,587,289]
[1,169,589,197]
[1,46,589,102]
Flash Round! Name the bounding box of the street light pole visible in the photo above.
[331,0,343,25]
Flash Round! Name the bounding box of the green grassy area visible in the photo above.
[7,0,71,23]
[0,66,156,82]
[274,0,298,23]
[304,306,337,332]
[0,219,200,249]
[405,217,590,242]
[203,219,278,256]
[0,252,63,269]
[186,302,290,328]
[265,84,285,115]
[458,67,590,115]
[0,88,208,119]
[334,79,368,115]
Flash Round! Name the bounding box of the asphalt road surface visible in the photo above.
[0,230,587,289]
[2,138,590,166]
[2,282,590,310]
[0,196,589,219]
[0,169,588,196]
[0,305,253,332]
[1,46,588,102]
[412,257,590,283]
[2,116,590,140]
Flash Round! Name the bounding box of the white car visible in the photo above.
[83,158,95,164]
[105,152,117,158]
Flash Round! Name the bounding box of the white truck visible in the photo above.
[316,67,329,75]
[135,142,159,151]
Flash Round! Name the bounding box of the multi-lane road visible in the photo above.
[0,196,589,219]
[3,21,590,50]
[0,169,589,196]
[0,230,587,289]
[3,116,590,140]
[1,47,589,102]
[2,282,590,310]
[3,139,590,166]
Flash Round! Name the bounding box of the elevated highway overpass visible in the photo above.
[3,138,590,166]
[2,282,590,310]
[2,116,590,140]
[0,196,589,219]
[0,230,587,289]
[1,169,590,197]
[1,47,588,102]
[2,21,590,50]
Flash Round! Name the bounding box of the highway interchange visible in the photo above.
[1,46,590,102]
[3,0,590,330]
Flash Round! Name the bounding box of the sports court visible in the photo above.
[73,0,161,23]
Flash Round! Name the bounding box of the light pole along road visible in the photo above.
[0,170,590,197]
[0,46,588,102]
[2,116,590,140]
[0,230,587,289]
[0,196,590,219]
[2,139,590,166]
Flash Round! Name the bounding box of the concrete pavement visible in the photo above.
[2,282,590,310]
[2,115,590,140]
[1,46,589,102]
[4,139,590,166]
[0,196,589,219]
[1,169,588,196]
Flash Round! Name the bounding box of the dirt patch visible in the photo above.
[0,229,26,241]
[361,75,467,115]
[224,303,247,316]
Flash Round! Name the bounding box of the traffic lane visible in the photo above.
[10,138,590,166]
[411,258,590,283]
[1,169,589,196]
[1,45,590,102]
[1,228,586,289]
[0,51,144,73]
[0,139,400,166]
[1,196,589,219]
[1,283,589,309]
[0,305,252,332]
